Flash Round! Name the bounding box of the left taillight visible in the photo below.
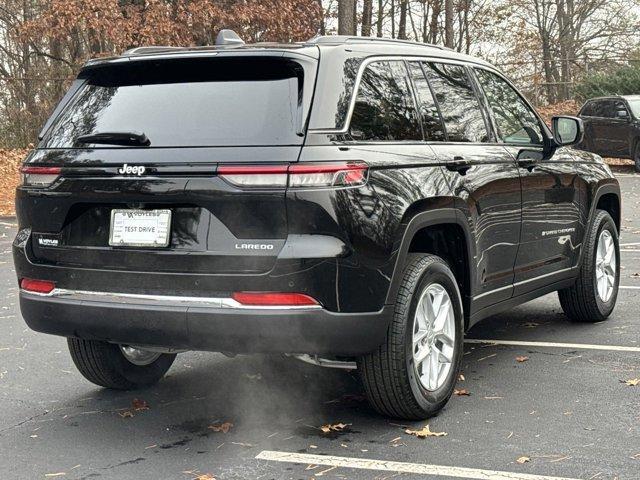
[20,166,61,187]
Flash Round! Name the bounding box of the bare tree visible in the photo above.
[338,0,356,35]
[444,0,454,47]
[398,0,408,39]
[362,0,373,36]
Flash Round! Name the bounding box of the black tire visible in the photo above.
[67,338,176,390]
[558,210,619,322]
[634,142,640,173]
[358,254,464,419]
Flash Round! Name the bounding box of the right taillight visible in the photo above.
[20,166,61,187]
[288,161,368,188]
[217,162,368,189]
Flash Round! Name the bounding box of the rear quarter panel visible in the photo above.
[292,138,453,312]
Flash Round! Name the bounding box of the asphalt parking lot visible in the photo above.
[1,173,639,480]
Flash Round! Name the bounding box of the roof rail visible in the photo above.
[306,35,449,51]
[122,46,186,55]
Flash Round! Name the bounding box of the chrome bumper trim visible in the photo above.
[21,288,322,310]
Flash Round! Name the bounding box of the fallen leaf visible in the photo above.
[458,374,465,381]
[195,475,215,480]
[404,425,447,438]
[208,422,233,433]
[454,388,470,396]
[516,356,529,362]
[132,398,149,411]
[622,378,640,386]
[516,456,531,464]
[44,474,66,478]
[118,411,134,418]
[320,422,351,433]
[522,322,539,328]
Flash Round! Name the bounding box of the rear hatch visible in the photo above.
[20,52,318,275]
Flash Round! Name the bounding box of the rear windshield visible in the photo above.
[42,57,304,148]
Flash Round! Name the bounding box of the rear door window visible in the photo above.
[349,60,422,141]
[422,62,489,143]
[407,62,446,141]
[43,57,305,148]
[475,68,544,145]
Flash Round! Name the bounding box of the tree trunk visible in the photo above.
[429,0,442,44]
[398,0,408,39]
[390,0,396,38]
[338,0,356,35]
[444,0,454,48]
[362,0,373,36]
[376,0,384,37]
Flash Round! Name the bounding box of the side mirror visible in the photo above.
[616,109,630,120]
[551,116,584,146]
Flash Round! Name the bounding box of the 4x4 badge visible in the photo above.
[118,164,146,176]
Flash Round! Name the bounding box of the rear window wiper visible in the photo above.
[75,131,151,147]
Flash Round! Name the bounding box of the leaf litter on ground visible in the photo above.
[404,425,447,438]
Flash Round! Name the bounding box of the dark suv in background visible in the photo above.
[14,32,621,419]
[578,95,640,170]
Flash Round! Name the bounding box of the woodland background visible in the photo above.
[0,0,639,214]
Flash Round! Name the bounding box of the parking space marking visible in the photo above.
[256,451,581,480]
[620,285,640,289]
[620,242,640,247]
[465,338,640,352]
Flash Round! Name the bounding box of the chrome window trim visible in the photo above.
[308,55,499,136]
[21,288,322,310]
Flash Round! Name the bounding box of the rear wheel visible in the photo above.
[558,210,619,322]
[358,254,463,419]
[68,338,176,389]
[634,142,640,172]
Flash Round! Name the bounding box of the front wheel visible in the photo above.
[68,338,176,389]
[558,210,619,322]
[358,254,464,419]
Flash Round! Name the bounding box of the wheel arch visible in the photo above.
[579,183,621,266]
[385,208,475,328]
[589,183,622,233]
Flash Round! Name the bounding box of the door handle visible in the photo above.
[517,158,538,171]
[445,157,472,175]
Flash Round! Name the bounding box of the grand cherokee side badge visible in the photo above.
[118,164,146,176]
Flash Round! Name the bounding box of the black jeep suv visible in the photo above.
[14,33,621,419]
[577,95,640,170]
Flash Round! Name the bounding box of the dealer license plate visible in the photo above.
[109,209,171,247]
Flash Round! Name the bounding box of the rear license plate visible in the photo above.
[109,209,171,247]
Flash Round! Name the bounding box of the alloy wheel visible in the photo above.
[595,229,616,302]
[412,283,456,391]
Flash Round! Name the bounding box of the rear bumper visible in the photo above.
[19,290,392,356]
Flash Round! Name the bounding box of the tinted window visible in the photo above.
[422,63,488,143]
[350,61,421,141]
[590,101,607,117]
[597,100,626,118]
[407,62,446,141]
[580,101,595,116]
[44,57,304,148]
[475,69,543,145]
